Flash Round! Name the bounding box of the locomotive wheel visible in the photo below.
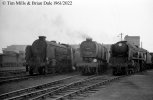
[112,68,117,75]
[38,67,46,75]
[41,67,46,74]
[29,68,33,75]
[137,63,140,72]
[125,69,128,75]
[113,70,116,75]
[81,69,87,75]
[51,67,56,74]
[81,70,85,75]
[140,61,145,71]
[131,69,134,74]
[128,69,133,74]
[26,65,29,72]
[142,62,145,70]
[38,67,42,75]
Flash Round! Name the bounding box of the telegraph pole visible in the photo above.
[118,33,123,41]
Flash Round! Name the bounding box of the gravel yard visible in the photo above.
[1,69,153,100]
[84,70,153,100]
[0,72,78,95]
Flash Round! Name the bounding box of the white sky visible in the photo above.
[0,0,153,53]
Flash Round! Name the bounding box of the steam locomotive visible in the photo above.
[76,38,109,75]
[25,36,74,75]
[110,41,152,75]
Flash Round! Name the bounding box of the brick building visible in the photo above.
[124,35,140,47]
[0,45,27,67]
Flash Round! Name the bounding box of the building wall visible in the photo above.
[124,35,140,47]
[0,53,25,67]
[2,45,26,58]
[2,45,27,53]
[0,54,17,67]
[1,45,27,67]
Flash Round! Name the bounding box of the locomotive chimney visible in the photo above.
[51,41,56,43]
[39,36,46,41]
[86,38,92,41]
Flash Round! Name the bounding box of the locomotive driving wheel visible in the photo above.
[112,67,117,75]
[123,67,128,75]
[29,67,34,75]
[38,67,46,75]
[136,63,140,72]
[41,67,46,74]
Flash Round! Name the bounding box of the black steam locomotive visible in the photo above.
[110,41,152,75]
[77,38,109,75]
[25,36,74,75]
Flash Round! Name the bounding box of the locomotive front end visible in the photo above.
[77,38,98,74]
[111,41,129,57]
[77,38,108,75]
[110,41,147,75]
[110,41,130,75]
[28,36,47,75]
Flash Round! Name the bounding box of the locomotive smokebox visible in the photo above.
[86,38,92,41]
[39,36,46,41]
[112,41,128,55]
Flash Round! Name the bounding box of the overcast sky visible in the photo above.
[0,0,153,53]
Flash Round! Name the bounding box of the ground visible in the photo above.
[0,68,153,100]
[84,70,153,100]
[0,72,77,94]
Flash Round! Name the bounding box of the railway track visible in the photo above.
[0,70,26,76]
[0,75,37,84]
[0,74,124,100]
[0,74,96,100]
[0,73,75,84]
[30,75,123,100]
[0,75,28,80]
[0,70,26,80]
[0,69,25,73]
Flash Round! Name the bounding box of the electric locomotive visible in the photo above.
[25,36,74,75]
[110,41,148,75]
[77,38,109,75]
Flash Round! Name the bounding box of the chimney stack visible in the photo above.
[86,38,92,41]
[39,36,46,41]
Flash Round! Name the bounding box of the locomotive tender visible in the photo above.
[77,38,109,75]
[25,36,74,75]
[110,41,152,75]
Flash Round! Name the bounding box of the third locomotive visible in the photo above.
[109,41,152,75]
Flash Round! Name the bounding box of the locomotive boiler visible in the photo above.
[25,36,74,75]
[110,41,148,75]
[77,38,109,75]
